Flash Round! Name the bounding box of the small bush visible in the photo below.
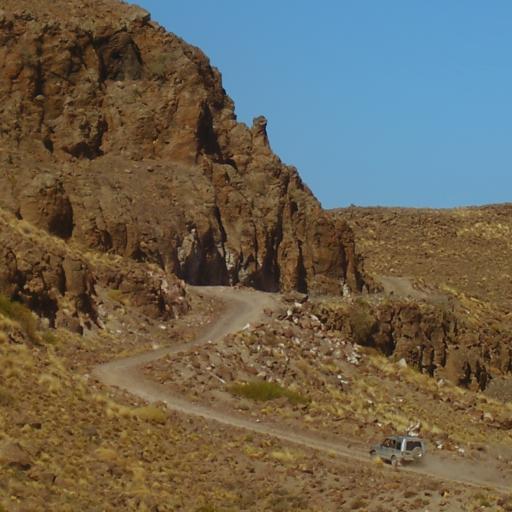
[347,300,375,345]
[349,497,368,510]
[0,294,38,342]
[228,380,309,405]
[132,405,168,424]
[146,52,172,79]
[40,330,58,345]
[271,449,297,463]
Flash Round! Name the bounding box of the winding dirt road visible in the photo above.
[93,286,509,493]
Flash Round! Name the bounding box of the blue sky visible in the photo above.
[133,1,512,208]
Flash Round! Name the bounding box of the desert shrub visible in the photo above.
[40,330,58,345]
[228,380,309,405]
[474,493,493,508]
[347,300,375,345]
[132,405,168,424]
[0,294,38,342]
[348,497,368,510]
[268,492,308,512]
[107,289,128,305]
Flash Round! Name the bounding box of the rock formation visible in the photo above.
[0,208,188,333]
[0,0,361,304]
[315,298,511,391]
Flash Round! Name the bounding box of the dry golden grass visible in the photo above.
[334,205,512,309]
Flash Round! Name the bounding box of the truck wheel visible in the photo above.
[391,456,399,469]
[370,450,379,462]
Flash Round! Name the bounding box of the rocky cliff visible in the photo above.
[315,298,511,391]
[0,0,361,311]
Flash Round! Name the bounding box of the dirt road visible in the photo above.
[92,286,509,493]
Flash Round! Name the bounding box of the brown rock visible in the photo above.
[18,174,73,239]
[0,441,31,470]
[0,1,363,296]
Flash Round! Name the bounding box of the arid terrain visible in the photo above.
[1,1,512,511]
[334,205,512,310]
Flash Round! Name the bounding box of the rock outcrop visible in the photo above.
[0,209,188,332]
[314,299,512,391]
[0,1,361,295]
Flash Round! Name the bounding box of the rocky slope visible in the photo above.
[316,297,511,391]
[0,209,188,333]
[0,0,361,314]
[332,206,512,393]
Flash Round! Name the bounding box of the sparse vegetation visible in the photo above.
[131,404,168,424]
[107,288,129,305]
[1,3,511,510]
[270,449,299,464]
[347,299,375,345]
[0,293,38,342]
[348,497,368,510]
[40,330,58,345]
[228,380,309,405]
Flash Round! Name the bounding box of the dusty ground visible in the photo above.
[0,1,511,509]
[2,283,512,511]
[143,290,512,492]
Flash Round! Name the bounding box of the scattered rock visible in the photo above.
[0,441,32,470]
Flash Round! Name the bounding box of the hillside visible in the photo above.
[1,1,512,511]
[334,205,512,399]
[334,205,512,310]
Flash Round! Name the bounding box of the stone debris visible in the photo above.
[146,299,363,405]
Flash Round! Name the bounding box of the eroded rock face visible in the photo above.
[18,173,73,239]
[314,299,511,391]
[0,1,361,295]
[0,211,96,330]
[0,208,189,332]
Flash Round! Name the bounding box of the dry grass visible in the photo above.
[347,300,375,345]
[270,448,300,464]
[0,294,38,342]
[106,288,130,305]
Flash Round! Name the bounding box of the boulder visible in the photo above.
[0,441,31,470]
